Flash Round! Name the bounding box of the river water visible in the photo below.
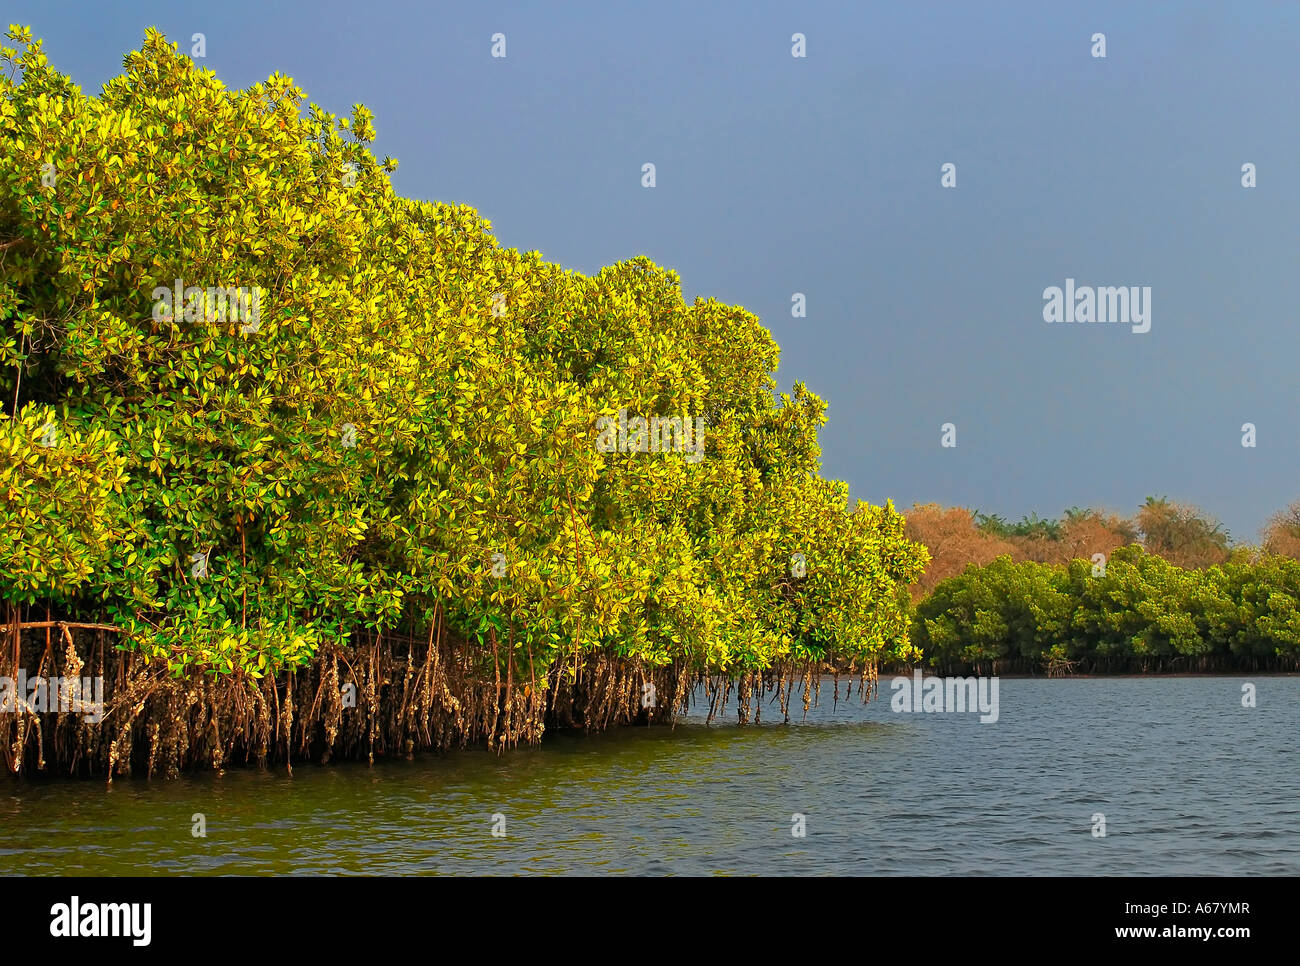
[2,676,1297,875]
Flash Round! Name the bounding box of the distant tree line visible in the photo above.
[902,497,1300,674]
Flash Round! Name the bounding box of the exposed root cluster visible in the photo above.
[2,618,878,779]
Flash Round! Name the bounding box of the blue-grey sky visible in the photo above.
[11,1,1300,542]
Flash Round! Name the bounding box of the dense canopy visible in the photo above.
[0,26,927,730]
[915,547,1300,674]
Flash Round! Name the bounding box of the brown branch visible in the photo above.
[9,621,127,633]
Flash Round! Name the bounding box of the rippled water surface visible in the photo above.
[3,676,1297,875]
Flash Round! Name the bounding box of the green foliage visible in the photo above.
[914,546,1300,671]
[0,27,928,681]
[973,511,1062,542]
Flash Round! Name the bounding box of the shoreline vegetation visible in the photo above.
[904,503,1300,677]
[2,31,1295,780]
[1,29,921,778]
